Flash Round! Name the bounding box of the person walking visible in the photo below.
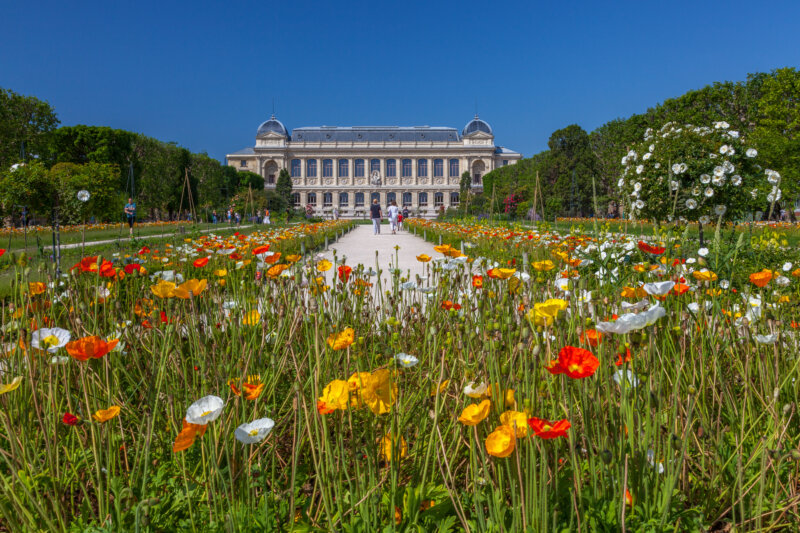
[264,208,271,224]
[397,211,403,232]
[387,201,399,234]
[370,199,382,235]
[124,197,136,237]
[333,206,339,220]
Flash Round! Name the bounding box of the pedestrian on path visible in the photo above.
[370,199,382,235]
[387,201,399,234]
[264,209,271,224]
[124,197,136,237]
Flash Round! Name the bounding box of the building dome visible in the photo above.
[462,115,493,137]
[256,115,288,137]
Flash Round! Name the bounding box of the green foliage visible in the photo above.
[0,87,59,170]
[275,168,293,212]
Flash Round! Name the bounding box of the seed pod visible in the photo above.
[532,344,541,357]
[600,449,613,465]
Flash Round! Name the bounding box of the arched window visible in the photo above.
[387,192,396,205]
[433,159,444,177]
[338,159,349,177]
[339,192,349,206]
[386,159,396,177]
[402,159,412,177]
[323,192,333,206]
[371,192,381,204]
[355,159,365,177]
[292,193,300,207]
[307,159,317,177]
[434,192,444,206]
[291,159,301,177]
[450,192,460,206]
[355,192,365,206]
[370,159,380,174]
[322,159,333,177]
[307,192,317,206]
[417,159,427,177]
[402,192,412,206]
[449,159,459,177]
[418,192,428,206]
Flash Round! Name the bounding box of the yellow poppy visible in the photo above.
[267,264,290,278]
[317,380,350,414]
[458,399,491,426]
[500,410,529,437]
[416,254,432,262]
[214,269,227,277]
[243,310,261,325]
[692,270,718,282]
[0,376,23,395]
[286,254,302,263]
[378,432,407,462]
[527,298,568,327]
[485,425,516,458]
[173,279,208,299]
[92,405,121,423]
[493,268,516,280]
[150,280,176,299]
[327,327,355,350]
[531,260,555,271]
[430,379,449,396]
[316,259,333,272]
[28,282,46,295]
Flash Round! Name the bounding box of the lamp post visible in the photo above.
[77,190,90,256]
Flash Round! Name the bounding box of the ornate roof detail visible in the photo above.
[256,115,288,138]
[462,115,493,137]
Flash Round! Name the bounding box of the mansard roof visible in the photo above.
[290,126,460,143]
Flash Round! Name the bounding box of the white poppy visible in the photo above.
[643,281,675,296]
[687,302,700,313]
[395,353,419,367]
[234,417,275,444]
[31,328,71,353]
[185,396,224,425]
[464,382,488,398]
[782,262,793,272]
[697,248,709,257]
[754,334,778,345]
[613,369,639,389]
[746,148,757,158]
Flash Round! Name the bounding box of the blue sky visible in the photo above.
[2,1,798,162]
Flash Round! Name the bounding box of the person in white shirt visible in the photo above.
[387,201,400,234]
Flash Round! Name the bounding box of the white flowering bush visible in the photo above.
[619,121,778,224]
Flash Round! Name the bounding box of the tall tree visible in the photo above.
[275,168,293,211]
[0,88,59,170]
[547,125,597,216]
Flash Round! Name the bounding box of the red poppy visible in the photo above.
[65,336,119,362]
[580,329,603,347]
[229,252,243,261]
[124,263,142,274]
[193,257,209,268]
[441,300,462,311]
[637,241,665,255]
[141,319,153,329]
[252,245,270,255]
[472,275,484,289]
[527,417,571,439]
[98,260,116,277]
[338,265,353,283]
[138,246,151,255]
[63,412,80,426]
[671,258,685,267]
[546,345,600,379]
[615,348,632,366]
[71,256,99,273]
[160,311,171,324]
[0,249,5,257]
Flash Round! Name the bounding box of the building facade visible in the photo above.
[226,115,521,217]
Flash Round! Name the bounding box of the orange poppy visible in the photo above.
[252,245,270,255]
[472,275,484,289]
[66,336,119,362]
[193,257,209,268]
[580,329,603,347]
[637,241,665,255]
[264,253,282,264]
[749,269,773,288]
[172,418,208,452]
[615,348,632,366]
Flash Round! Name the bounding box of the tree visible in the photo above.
[546,125,597,216]
[47,126,134,188]
[0,88,59,170]
[275,168,293,211]
[237,170,264,191]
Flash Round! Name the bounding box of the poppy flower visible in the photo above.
[360,369,397,415]
[150,280,176,299]
[28,282,46,295]
[327,327,355,350]
[193,257,209,268]
[546,345,600,379]
[242,310,260,325]
[173,418,208,452]
[637,241,665,255]
[66,336,119,362]
[92,405,121,423]
[672,282,690,295]
[485,425,516,457]
[472,275,484,289]
[185,396,224,425]
[0,249,5,257]
[379,432,407,462]
[264,253,282,264]
[488,268,516,280]
[527,299,567,327]
[137,246,151,255]
[73,256,99,273]
[317,380,350,414]
[30,327,71,353]
[416,254,432,262]
[458,399,491,426]
[0,376,23,395]
[62,412,80,426]
[234,417,275,444]
[615,348,633,366]
[580,329,603,347]
[124,263,142,275]
[528,417,570,439]
[285,254,301,263]
[430,380,449,396]
[98,260,116,277]
[174,279,207,299]
[316,259,332,272]
[692,270,718,282]
[749,269,773,288]
[266,264,290,278]
[338,265,352,283]
[620,286,647,299]
[252,245,270,255]
[500,410,529,437]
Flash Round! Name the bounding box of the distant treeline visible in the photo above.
[479,67,800,219]
[0,87,264,223]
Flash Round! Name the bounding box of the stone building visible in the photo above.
[226,115,521,217]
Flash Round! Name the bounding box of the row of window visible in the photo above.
[290,158,460,178]
[293,191,459,207]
